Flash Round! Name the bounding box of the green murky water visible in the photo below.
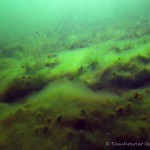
[0,0,150,149]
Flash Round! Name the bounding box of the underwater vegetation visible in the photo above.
[0,29,150,149]
[0,0,150,149]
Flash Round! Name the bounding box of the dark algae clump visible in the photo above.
[0,75,50,103]
[89,55,150,91]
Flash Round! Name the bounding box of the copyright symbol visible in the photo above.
[106,142,110,146]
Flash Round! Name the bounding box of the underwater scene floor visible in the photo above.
[0,20,150,150]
